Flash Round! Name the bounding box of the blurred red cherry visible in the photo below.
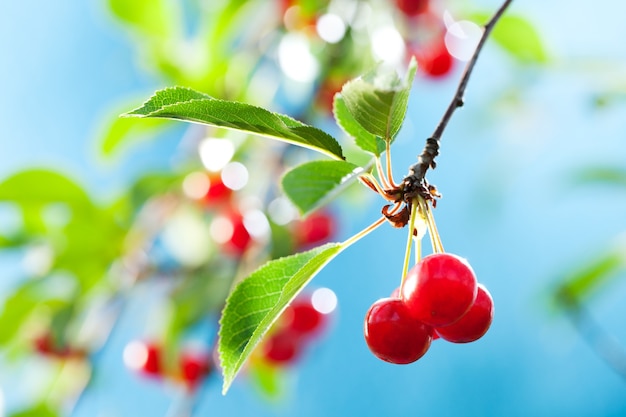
[294,209,336,248]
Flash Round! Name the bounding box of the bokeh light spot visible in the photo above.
[221,162,249,191]
[317,14,347,44]
[444,19,483,61]
[278,33,320,82]
[182,171,210,200]
[199,138,235,172]
[123,341,148,371]
[312,287,338,314]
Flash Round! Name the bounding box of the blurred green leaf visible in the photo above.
[573,167,626,188]
[269,220,296,260]
[107,0,177,39]
[0,169,93,208]
[0,282,41,346]
[9,403,59,417]
[472,12,548,64]
[339,57,416,142]
[282,160,361,216]
[168,269,234,339]
[219,242,345,394]
[124,87,345,160]
[99,111,171,156]
[333,94,386,157]
[555,250,626,306]
[249,360,284,399]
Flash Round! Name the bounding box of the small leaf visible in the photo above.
[9,403,59,417]
[107,0,177,39]
[124,87,345,160]
[99,111,171,156]
[555,250,626,306]
[219,243,345,394]
[472,13,548,64]
[339,58,417,142]
[333,94,386,156]
[282,160,362,216]
[573,167,626,189]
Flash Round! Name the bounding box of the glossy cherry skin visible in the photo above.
[395,0,430,17]
[435,283,494,343]
[364,298,433,364]
[401,253,477,327]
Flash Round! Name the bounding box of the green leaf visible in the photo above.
[9,403,59,417]
[99,111,171,156]
[281,160,362,216]
[249,360,284,399]
[573,167,626,188]
[219,243,345,394]
[107,0,177,39]
[333,94,386,156]
[554,249,626,306]
[124,87,345,160]
[339,58,417,142]
[0,169,92,208]
[472,13,548,64]
[0,282,41,346]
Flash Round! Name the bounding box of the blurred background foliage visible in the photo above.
[1,0,625,416]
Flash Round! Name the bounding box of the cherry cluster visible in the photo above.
[255,291,330,367]
[394,0,456,78]
[364,253,493,364]
[124,340,212,392]
[189,168,337,258]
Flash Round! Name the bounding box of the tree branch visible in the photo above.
[403,0,513,196]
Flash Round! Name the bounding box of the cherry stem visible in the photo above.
[375,157,391,189]
[343,215,388,248]
[404,0,513,184]
[385,141,398,188]
[400,198,420,291]
[418,197,444,254]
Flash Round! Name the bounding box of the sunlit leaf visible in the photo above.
[333,94,386,156]
[219,243,345,394]
[99,111,171,156]
[339,57,417,142]
[107,0,177,39]
[471,12,548,64]
[0,282,41,346]
[9,403,59,417]
[124,87,345,160]
[282,160,362,216]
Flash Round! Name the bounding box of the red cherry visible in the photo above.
[364,298,433,364]
[180,350,211,390]
[124,340,162,377]
[283,296,325,337]
[141,343,161,376]
[223,211,252,256]
[401,253,478,327]
[295,210,336,248]
[435,284,494,343]
[203,173,232,206]
[33,333,84,359]
[416,42,455,78]
[261,330,301,365]
[395,0,430,17]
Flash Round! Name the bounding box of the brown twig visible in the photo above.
[402,0,513,198]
